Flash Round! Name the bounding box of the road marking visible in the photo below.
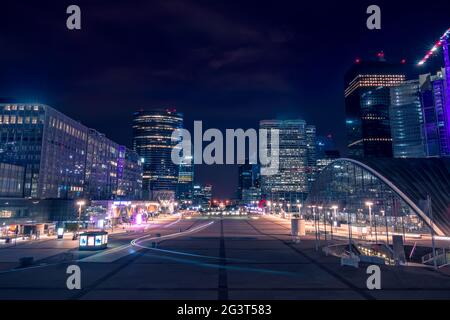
[76,216,184,263]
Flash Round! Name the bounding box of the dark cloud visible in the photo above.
[0,0,449,198]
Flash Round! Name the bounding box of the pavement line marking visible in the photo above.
[131,221,215,247]
[244,218,376,300]
[130,220,254,262]
[79,216,195,263]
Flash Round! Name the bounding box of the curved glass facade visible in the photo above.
[304,158,450,243]
[132,109,183,199]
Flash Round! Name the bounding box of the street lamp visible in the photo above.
[317,206,326,243]
[76,200,86,239]
[381,209,389,245]
[310,205,319,250]
[331,205,338,240]
[297,203,302,216]
[365,201,373,241]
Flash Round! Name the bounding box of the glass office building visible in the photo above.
[345,59,406,157]
[420,70,450,157]
[305,125,317,190]
[260,119,311,205]
[176,153,194,202]
[390,80,427,158]
[0,104,88,199]
[305,158,450,239]
[0,103,142,201]
[117,146,143,200]
[132,109,183,199]
[193,184,212,209]
[85,129,120,200]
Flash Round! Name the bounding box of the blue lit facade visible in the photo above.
[420,70,450,157]
[390,80,427,158]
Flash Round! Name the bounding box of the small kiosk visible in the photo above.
[79,231,108,251]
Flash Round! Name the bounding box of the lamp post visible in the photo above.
[297,203,302,217]
[317,206,325,243]
[346,209,353,254]
[331,205,338,240]
[381,209,389,245]
[365,201,373,241]
[76,200,86,238]
[311,205,319,250]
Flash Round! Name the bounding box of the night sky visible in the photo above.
[0,0,449,198]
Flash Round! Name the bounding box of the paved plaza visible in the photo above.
[0,215,450,300]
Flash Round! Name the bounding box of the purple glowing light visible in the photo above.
[135,213,143,225]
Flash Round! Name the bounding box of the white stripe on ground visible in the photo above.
[78,215,186,263]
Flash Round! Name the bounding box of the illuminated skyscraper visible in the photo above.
[420,69,450,157]
[132,109,183,199]
[305,125,317,190]
[176,151,194,202]
[345,57,406,157]
[237,161,253,200]
[259,119,309,205]
[390,80,427,158]
[193,183,212,209]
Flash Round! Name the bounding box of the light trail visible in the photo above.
[132,221,255,262]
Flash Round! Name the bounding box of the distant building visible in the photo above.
[317,150,341,173]
[390,80,427,158]
[305,125,317,190]
[193,184,212,209]
[237,161,253,200]
[132,109,183,199]
[176,152,194,202]
[345,58,406,157]
[316,135,337,156]
[259,119,310,205]
[419,70,450,157]
[315,135,340,172]
[242,187,261,206]
[237,160,261,205]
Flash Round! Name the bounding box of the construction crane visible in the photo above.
[417,28,450,66]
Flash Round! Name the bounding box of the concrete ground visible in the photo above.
[0,215,449,300]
